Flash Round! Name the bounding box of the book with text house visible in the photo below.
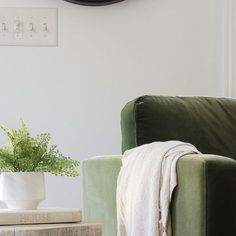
[0,208,82,225]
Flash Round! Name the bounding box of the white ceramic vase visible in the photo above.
[0,172,45,210]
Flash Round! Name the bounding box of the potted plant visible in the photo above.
[0,121,80,210]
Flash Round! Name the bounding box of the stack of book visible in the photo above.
[0,208,82,225]
[0,209,103,236]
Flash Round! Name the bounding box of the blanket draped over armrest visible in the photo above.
[116,141,200,236]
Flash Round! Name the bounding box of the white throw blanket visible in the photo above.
[116,141,200,236]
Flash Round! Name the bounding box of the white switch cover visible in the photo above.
[0,8,58,46]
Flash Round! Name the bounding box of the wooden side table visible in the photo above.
[0,222,102,236]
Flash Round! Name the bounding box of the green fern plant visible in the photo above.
[0,121,80,177]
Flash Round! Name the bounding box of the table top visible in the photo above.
[0,222,102,236]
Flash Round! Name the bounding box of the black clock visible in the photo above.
[64,0,124,6]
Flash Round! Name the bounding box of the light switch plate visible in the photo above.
[0,8,58,46]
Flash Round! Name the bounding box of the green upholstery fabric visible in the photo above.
[83,154,236,236]
[171,154,236,236]
[83,156,122,236]
[83,95,236,236]
[121,96,236,159]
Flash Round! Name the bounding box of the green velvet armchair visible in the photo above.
[83,95,236,236]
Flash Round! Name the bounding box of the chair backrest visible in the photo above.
[121,95,236,159]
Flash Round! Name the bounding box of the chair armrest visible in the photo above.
[83,154,236,236]
[172,154,236,236]
[83,155,122,236]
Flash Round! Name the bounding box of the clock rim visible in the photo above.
[64,0,124,6]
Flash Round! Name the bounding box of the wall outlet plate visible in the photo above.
[0,8,58,47]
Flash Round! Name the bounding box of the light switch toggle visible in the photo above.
[2,23,7,31]
[28,23,35,31]
[43,23,48,32]
[14,20,22,32]
[14,17,23,39]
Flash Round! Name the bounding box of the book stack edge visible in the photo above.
[0,208,82,225]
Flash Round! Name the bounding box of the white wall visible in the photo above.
[232,0,236,96]
[0,0,224,209]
